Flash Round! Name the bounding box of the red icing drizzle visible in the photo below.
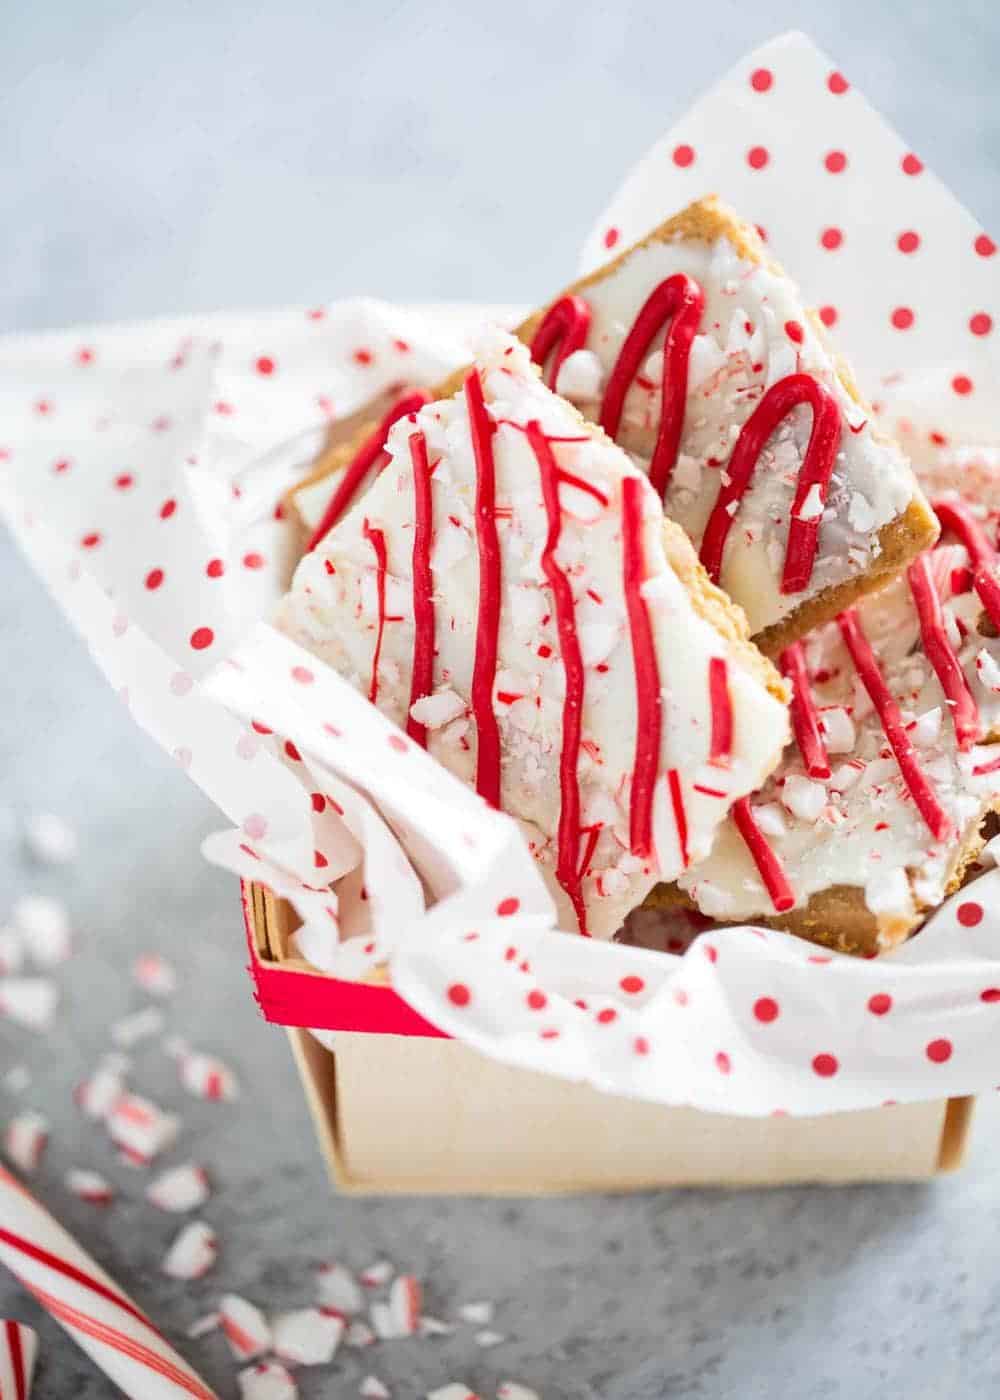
[907,552,979,750]
[838,608,952,840]
[780,641,831,778]
[599,274,704,497]
[529,296,592,389]
[526,420,590,934]
[620,476,662,858]
[406,430,436,748]
[699,374,841,594]
[362,518,390,705]
[932,497,1000,630]
[308,389,432,550]
[465,370,503,808]
[708,656,733,768]
[732,797,795,912]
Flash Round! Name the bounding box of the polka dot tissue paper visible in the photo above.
[3,30,1000,1117]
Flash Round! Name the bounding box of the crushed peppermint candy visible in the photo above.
[346,1320,377,1348]
[457,1301,494,1326]
[316,1262,364,1314]
[360,1377,392,1400]
[420,1316,455,1338]
[111,1006,166,1047]
[426,1386,480,1400]
[132,951,178,996]
[474,1330,506,1349]
[2,1065,30,1094]
[3,1111,48,1173]
[106,1091,179,1165]
[146,1162,210,1212]
[360,1259,394,1288]
[0,929,24,976]
[23,811,78,865]
[186,1312,221,1339]
[64,1168,115,1204]
[272,1307,344,1366]
[237,1360,298,1400]
[0,978,59,1031]
[177,1049,240,1102]
[497,1385,542,1400]
[220,1294,272,1361]
[163,1221,218,1280]
[11,895,72,965]
[75,1060,126,1120]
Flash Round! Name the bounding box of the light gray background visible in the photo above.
[2,2,1000,1397]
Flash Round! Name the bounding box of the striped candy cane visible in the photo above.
[0,1320,38,1399]
[0,1166,217,1399]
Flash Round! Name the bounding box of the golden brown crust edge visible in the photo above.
[644,796,1000,957]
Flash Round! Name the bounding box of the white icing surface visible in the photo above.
[278,333,789,938]
[555,234,919,633]
[678,526,1000,935]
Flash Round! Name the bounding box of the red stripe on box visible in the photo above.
[240,881,448,1038]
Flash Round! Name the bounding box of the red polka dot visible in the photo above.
[901,153,924,176]
[633,1036,650,1056]
[715,1051,732,1075]
[314,850,328,869]
[926,1038,952,1064]
[596,1008,617,1025]
[957,900,983,925]
[749,67,773,92]
[747,145,769,170]
[306,308,326,321]
[255,356,276,376]
[447,983,471,1007]
[980,988,1000,1003]
[393,339,410,353]
[974,233,996,257]
[812,1053,839,1077]
[80,532,101,549]
[526,989,547,1011]
[952,374,974,396]
[753,997,779,1023]
[828,70,849,94]
[291,666,314,685]
[672,143,695,167]
[540,1028,560,1041]
[703,943,718,964]
[53,459,70,474]
[159,498,177,520]
[672,987,689,1007]
[114,473,134,490]
[145,568,164,591]
[784,319,804,344]
[284,740,301,761]
[353,348,374,366]
[820,227,843,250]
[388,734,408,753]
[35,400,52,415]
[76,346,95,365]
[603,227,620,249]
[891,307,915,330]
[497,897,520,917]
[896,230,920,253]
[206,558,225,578]
[818,305,838,328]
[311,793,326,813]
[868,993,892,1016]
[251,721,273,735]
[214,401,234,416]
[824,150,847,173]
[755,225,767,243]
[620,975,645,995]
[189,627,214,651]
[970,313,992,336]
[242,551,265,570]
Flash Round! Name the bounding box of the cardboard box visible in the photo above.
[243,881,975,1193]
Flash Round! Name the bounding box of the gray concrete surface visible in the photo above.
[2,2,1000,1396]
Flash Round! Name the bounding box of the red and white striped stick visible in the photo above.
[0,1165,218,1399]
[0,1319,38,1399]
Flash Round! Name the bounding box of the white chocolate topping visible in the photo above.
[278,333,789,938]
[678,525,1000,937]
[551,235,918,634]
